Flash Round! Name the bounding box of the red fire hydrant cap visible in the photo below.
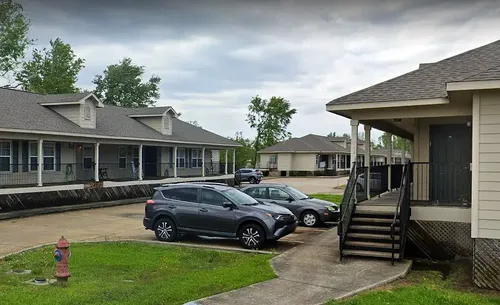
[56,236,70,248]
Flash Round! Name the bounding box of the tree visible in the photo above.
[188,121,201,127]
[376,132,411,151]
[221,131,256,169]
[93,57,160,108]
[327,131,337,137]
[0,0,32,82]
[15,38,84,93]
[246,95,297,163]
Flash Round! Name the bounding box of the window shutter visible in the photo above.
[22,141,29,172]
[12,141,19,172]
[56,143,61,171]
[188,148,192,168]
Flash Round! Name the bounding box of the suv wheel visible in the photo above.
[154,217,177,242]
[249,177,256,184]
[239,223,265,249]
[301,211,318,227]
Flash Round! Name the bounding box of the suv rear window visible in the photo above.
[162,187,198,202]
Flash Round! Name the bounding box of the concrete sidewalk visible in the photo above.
[187,229,411,305]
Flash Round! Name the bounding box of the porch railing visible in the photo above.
[391,162,411,265]
[338,163,362,261]
[410,162,471,205]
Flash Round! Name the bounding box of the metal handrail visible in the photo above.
[338,163,358,261]
[390,162,411,265]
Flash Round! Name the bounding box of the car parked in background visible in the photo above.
[235,168,264,184]
[143,182,297,249]
[240,184,340,227]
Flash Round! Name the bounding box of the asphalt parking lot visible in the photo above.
[0,177,344,257]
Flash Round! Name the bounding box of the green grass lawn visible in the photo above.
[327,260,500,305]
[0,242,275,305]
[308,193,343,204]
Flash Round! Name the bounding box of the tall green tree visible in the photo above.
[0,0,32,82]
[93,57,160,108]
[220,131,256,169]
[246,95,297,163]
[15,38,84,93]
[376,132,411,151]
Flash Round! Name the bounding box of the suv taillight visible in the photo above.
[146,199,155,205]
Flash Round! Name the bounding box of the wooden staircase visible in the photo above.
[343,209,401,260]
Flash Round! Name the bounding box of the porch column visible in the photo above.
[173,146,178,178]
[364,125,371,198]
[402,139,406,163]
[37,139,43,186]
[224,149,228,174]
[232,149,236,173]
[138,144,143,180]
[201,147,206,177]
[94,142,100,182]
[388,133,392,191]
[350,120,359,201]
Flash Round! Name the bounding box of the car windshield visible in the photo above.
[285,186,309,200]
[223,189,259,205]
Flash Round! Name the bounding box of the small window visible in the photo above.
[29,142,38,171]
[0,141,11,172]
[268,187,291,201]
[245,187,267,199]
[118,146,127,169]
[176,148,186,168]
[201,189,227,207]
[162,187,198,203]
[42,142,55,171]
[84,105,91,120]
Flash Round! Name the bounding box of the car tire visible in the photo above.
[154,217,177,242]
[238,223,265,249]
[249,177,256,184]
[301,211,319,227]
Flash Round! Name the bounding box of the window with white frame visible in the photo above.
[29,142,38,171]
[118,146,127,169]
[84,105,91,120]
[176,148,185,168]
[192,149,202,168]
[83,146,93,169]
[43,142,55,171]
[0,141,10,172]
[132,147,139,168]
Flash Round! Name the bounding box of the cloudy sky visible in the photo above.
[8,0,500,141]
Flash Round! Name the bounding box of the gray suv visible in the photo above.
[235,168,263,184]
[143,182,298,249]
[241,184,339,227]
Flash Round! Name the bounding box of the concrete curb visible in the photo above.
[0,197,149,221]
[0,239,275,261]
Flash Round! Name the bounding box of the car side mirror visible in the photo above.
[286,197,294,202]
[222,201,233,208]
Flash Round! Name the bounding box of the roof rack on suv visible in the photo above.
[186,182,229,186]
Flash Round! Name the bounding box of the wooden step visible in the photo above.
[345,240,400,250]
[352,217,398,224]
[343,249,400,259]
[354,209,396,216]
[348,233,400,241]
[350,225,399,232]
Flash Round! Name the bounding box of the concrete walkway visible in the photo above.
[187,228,411,305]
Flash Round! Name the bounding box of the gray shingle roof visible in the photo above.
[328,39,500,105]
[39,92,91,103]
[259,134,351,153]
[461,64,500,82]
[124,106,175,116]
[0,88,238,147]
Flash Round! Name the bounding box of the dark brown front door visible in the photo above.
[429,124,472,204]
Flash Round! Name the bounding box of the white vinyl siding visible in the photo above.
[51,104,81,126]
[79,99,96,129]
[134,117,165,134]
[475,92,500,239]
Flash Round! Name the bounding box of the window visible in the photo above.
[201,189,227,206]
[176,148,185,168]
[192,149,202,168]
[118,146,127,169]
[29,142,38,171]
[133,147,139,168]
[224,189,259,205]
[83,146,93,169]
[162,187,198,203]
[245,187,267,199]
[285,186,308,200]
[0,141,10,172]
[43,142,55,171]
[268,187,291,201]
[84,105,91,120]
